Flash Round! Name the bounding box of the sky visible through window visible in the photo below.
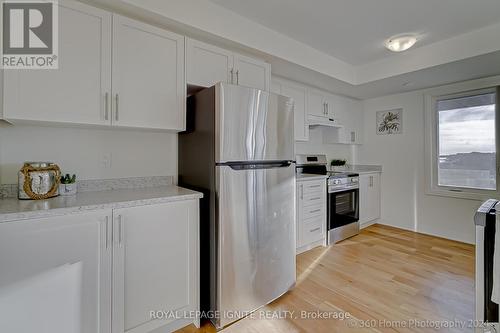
[439,104,495,156]
[437,93,496,190]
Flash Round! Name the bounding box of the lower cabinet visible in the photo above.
[0,200,199,333]
[0,210,112,333]
[296,178,327,254]
[113,200,199,333]
[359,173,381,226]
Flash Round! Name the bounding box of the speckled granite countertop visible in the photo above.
[296,174,328,182]
[0,186,203,223]
[343,165,382,174]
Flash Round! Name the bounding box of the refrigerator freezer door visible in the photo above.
[214,164,296,328]
[216,83,294,163]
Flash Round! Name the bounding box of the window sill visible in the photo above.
[426,188,495,201]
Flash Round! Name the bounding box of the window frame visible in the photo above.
[425,85,500,200]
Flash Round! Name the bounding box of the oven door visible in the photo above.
[328,189,359,230]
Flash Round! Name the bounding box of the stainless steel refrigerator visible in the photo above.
[179,83,296,329]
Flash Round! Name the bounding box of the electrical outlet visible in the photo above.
[101,152,112,169]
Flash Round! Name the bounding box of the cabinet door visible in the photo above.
[281,82,309,142]
[233,54,271,91]
[359,174,381,224]
[112,15,185,130]
[3,1,112,125]
[0,210,112,333]
[340,97,363,144]
[112,200,199,333]
[186,38,233,87]
[307,89,327,118]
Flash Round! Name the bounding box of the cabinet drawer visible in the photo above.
[300,217,324,245]
[302,203,324,220]
[302,193,324,207]
[303,181,325,195]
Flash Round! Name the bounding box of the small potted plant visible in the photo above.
[330,159,347,172]
[59,173,77,196]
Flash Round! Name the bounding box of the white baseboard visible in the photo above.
[296,238,326,255]
[360,220,378,229]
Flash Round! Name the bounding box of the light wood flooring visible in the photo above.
[177,224,475,333]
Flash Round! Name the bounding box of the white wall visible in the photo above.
[0,124,177,184]
[295,127,357,165]
[359,89,482,244]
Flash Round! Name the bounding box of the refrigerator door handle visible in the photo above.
[221,161,293,170]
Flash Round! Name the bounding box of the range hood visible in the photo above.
[307,114,343,128]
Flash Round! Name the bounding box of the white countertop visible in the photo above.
[296,174,328,182]
[342,165,382,174]
[0,186,203,223]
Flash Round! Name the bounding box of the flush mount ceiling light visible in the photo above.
[385,34,418,52]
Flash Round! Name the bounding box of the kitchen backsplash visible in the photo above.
[0,176,174,199]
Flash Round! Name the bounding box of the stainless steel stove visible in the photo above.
[296,155,360,244]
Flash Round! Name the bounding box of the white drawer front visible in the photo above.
[303,181,325,195]
[300,216,325,245]
[302,204,324,220]
[303,192,324,207]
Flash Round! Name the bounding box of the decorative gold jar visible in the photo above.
[18,162,61,200]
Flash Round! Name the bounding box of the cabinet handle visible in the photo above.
[310,227,320,233]
[236,70,239,85]
[370,176,373,187]
[351,131,356,143]
[308,184,321,189]
[230,69,234,84]
[309,209,321,214]
[326,102,329,115]
[105,216,109,249]
[115,94,119,121]
[300,184,304,200]
[104,92,109,121]
[117,215,123,247]
[309,197,321,201]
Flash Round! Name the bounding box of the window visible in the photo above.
[426,85,499,199]
[437,91,497,191]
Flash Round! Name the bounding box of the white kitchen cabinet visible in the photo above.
[307,89,335,119]
[272,78,309,141]
[112,15,185,130]
[233,54,271,91]
[322,95,364,145]
[0,210,112,333]
[3,4,186,131]
[186,38,270,91]
[307,89,329,118]
[296,178,327,254]
[3,0,112,126]
[186,38,233,88]
[359,173,381,226]
[112,200,199,333]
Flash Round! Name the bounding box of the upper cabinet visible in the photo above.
[233,54,271,91]
[323,94,364,144]
[112,16,185,130]
[307,89,334,119]
[3,2,186,131]
[3,1,112,126]
[186,38,270,91]
[186,39,233,88]
[272,78,309,142]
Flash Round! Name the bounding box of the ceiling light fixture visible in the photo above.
[385,34,418,52]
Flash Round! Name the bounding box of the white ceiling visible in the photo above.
[209,0,500,66]
[272,51,500,99]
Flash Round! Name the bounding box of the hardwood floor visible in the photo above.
[177,224,475,333]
